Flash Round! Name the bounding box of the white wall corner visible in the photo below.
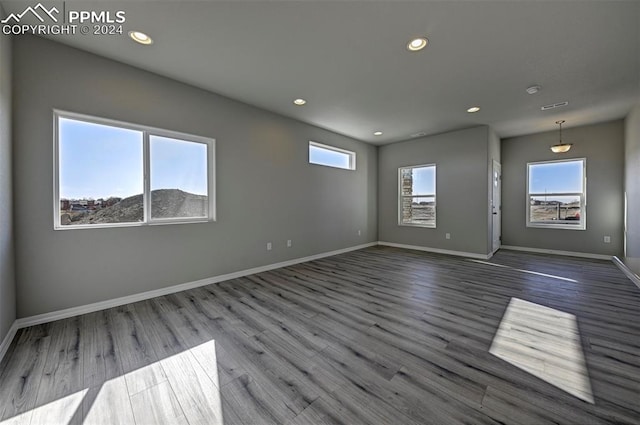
[612,256,640,289]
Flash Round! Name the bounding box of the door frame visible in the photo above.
[491,160,502,254]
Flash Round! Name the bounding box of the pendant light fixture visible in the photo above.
[550,120,572,153]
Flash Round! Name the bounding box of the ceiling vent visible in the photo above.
[541,101,569,111]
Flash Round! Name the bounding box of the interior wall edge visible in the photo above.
[612,256,640,289]
[0,3,17,354]
[0,320,17,366]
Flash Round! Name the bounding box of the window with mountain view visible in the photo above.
[150,135,209,220]
[55,112,215,229]
[527,158,585,230]
[399,164,436,227]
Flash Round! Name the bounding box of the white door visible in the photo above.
[492,161,502,253]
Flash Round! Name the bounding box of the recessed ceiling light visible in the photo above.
[467,106,481,113]
[129,31,153,45]
[406,37,428,52]
[373,131,383,136]
[293,98,307,106]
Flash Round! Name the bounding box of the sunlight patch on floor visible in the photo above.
[490,297,594,403]
[0,389,87,425]
[1,339,225,425]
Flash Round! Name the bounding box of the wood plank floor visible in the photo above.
[1,246,639,424]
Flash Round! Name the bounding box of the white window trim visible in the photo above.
[308,141,356,170]
[526,158,586,231]
[398,163,436,228]
[53,110,216,230]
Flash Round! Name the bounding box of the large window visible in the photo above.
[399,164,436,227]
[527,158,585,230]
[54,111,215,229]
[309,141,355,170]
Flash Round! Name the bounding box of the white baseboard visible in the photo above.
[377,241,491,260]
[612,256,640,289]
[16,242,377,329]
[0,320,19,364]
[500,245,612,260]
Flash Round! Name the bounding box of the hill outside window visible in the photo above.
[54,111,215,229]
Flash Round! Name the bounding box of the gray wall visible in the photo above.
[378,126,492,256]
[13,35,377,318]
[501,120,624,256]
[624,105,640,275]
[0,6,15,342]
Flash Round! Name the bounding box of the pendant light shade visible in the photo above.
[550,120,572,153]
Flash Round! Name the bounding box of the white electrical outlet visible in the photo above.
[287,239,292,247]
[358,230,361,236]
[604,236,611,243]
[445,233,451,240]
[266,242,272,251]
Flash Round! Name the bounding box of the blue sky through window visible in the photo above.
[309,144,351,169]
[150,135,208,195]
[59,118,143,199]
[59,118,208,199]
[529,160,583,194]
[412,166,435,195]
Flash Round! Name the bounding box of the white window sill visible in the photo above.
[398,223,437,229]
[526,223,585,231]
[54,218,214,231]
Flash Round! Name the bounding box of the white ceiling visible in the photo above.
[3,0,640,144]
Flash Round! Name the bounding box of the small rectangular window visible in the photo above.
[399,164,436,227]
[309,141,355,170]
[527,158,586,230]
[55,111,215,229]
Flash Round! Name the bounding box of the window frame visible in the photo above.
[53,110,216,230]
[397,163,436,228]
[526,158,586,230]
[308,141,356,170]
